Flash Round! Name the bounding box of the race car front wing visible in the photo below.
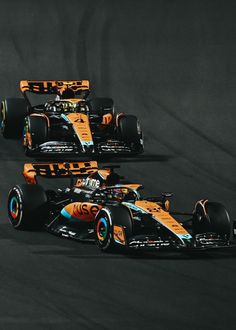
[28,140,139,156]
[128,232,231,251]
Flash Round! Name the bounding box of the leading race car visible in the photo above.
[1,80,143,157]
[7,161,233,253]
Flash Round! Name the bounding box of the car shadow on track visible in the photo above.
[1,224,236,260]
[122,248,236,260]
[31,153,174,164]
[94,153,174,163]
[33,248,236,261]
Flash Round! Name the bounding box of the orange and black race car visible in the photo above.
[1,80,143,156]
[7,161,233,252]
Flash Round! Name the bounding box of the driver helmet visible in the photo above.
[110,188,130,202]
[60,88,75,99]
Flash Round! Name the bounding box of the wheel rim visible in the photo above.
[96,217,108,242]
[10,196,20,220]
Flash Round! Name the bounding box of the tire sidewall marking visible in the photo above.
[96,209,113,249]
[9,187,23,226]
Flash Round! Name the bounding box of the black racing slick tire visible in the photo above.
[118,115,143,151]
[8,184,47,230]
[25,115,48,152]
[1,98,28,139]
[193,201,232,238]
[87,97,114,115]
[95,205,133,252]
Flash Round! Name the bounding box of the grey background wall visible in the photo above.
[0,1,235,329]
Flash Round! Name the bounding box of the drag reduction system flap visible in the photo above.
[23,161,98,184]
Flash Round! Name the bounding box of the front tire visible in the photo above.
[193,200,232,238]
[95,205,133,252]
[8,184,47,230]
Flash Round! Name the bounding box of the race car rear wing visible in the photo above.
[20,80,90,95]
[23,161,98,184]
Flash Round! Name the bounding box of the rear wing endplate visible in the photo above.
[20,80,90,95]
[23,161,98,184]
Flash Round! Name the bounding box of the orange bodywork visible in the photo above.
[62,202,102,222]
[123,183,142,191]
[24,132,32,148]
[113,225,126,245]
[23,161,98,184]
[64,99,82,103]
[65,113,93,147]
[135,200,190,237]
[102,113,113,125]
[20,80,90,94]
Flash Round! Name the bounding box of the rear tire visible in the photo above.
[95,205,133,252]
[193,201,232,238]
[1,98,28,139]
[8,184,47,230]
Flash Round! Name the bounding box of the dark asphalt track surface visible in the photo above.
[0,0,236,329]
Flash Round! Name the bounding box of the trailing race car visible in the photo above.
[8,161,233,252]
[1,80,143,156]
